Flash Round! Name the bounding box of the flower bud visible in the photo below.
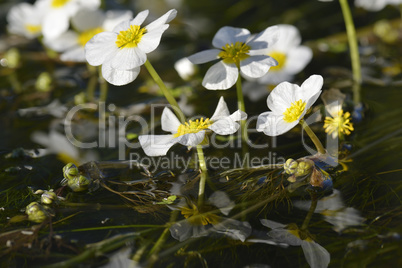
[2,48,20,69]
[41,190,57,205]
[63,163,79,180]
[67,175,91,192]
[25,202,49,223]
[294,159,314,177]
[35,72,52,92]
[284,158,298,175]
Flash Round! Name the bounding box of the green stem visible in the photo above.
[301,193,318,230]
[196,145,208,207]
[236,75,248,143]
[86,65,97,102]
[144,60,185,123]
[98,66,108,102]
[301,120,326,155]
[339,0,362,104]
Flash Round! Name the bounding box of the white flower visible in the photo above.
[259,219,331,268]
[256,75,323,136]
[139,97,247,156]
[174,57,197,81]
[6,2,46,39]
[188,26,279,90]
[257,24,312,85]
[355,0,402,11]
[85,9,177,86]
[44,9,133,62]
[37,0,101,39]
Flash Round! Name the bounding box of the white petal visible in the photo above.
[256,111,298,136]
[229,110,247,121]
[101,62,140,86]
[138,25,169,54]
[209,118,240,135]
[44,31,78,52]
[240,55,277,78]
[212,26,250,48]
[161,107,181,133]
[187,49,220,64]
[260,219,286,229]
[72,9,104,32]
[177,131,206,147]
[282,46,313,74]
[145,9,177,32]
[60,46,85,62]
[247,25,279,50]
[42,11,69,39]
[85,32,118,66]
[301,241,331,268]
[110,47,146,70]
[103,10,133,31]
[270,24,301,51]
[138,134,176,156]
[213,219,252,242]
[299,75,324,102]
[112,20,131,33]
[268,229,303,246]
[77,0,101,9]
[210,96,230,121]
[130,10,149,26]
[267,82,299,114]
[305,91,322,112]
[202,61,238,90]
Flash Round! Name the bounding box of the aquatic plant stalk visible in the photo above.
[144,60,185,123]
[339,0,362,104]
[86,65,97,102]
[236,75,248,143]
[301,193,318,230]
[196,145,208,207]
[301,120,326,154]
[99,66,108,102]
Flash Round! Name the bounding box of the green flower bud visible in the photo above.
[3,48,21,69]
[63,163,79,180]
[294,159,314,177]
[25,202,49,223]
[35,72,52,92]
[67,175,91,192]
[284,158,298,175]
[41,190,57,205]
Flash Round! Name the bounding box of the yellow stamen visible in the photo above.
[323,110,354,138]
[283,99,306,123]
[181,203,220,226]
[25,24,41,34]
[174,118,212,137]
[269,51,287,71]
[51,0,70,8]
[218,41,251,67]
[78,27,104,47]
[115,25,146,49]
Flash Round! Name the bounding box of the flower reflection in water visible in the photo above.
[169,191,251,242]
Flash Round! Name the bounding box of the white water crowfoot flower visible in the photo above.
[259,219,330,268]
[44,9,133,62]
[85,9,177,86]
[188,26,279,90]
[257,75,323,136]
[7,1,46,39]
[139,97,247,156]
[355,0,402,11]
[38,0,101,39]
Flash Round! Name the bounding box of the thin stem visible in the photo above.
[98,66,108,102]
[236,75,248,143]
[301,120,326,155]
[144,60,185,123]
[86,65,97,102]
[339,0,362,104]
[196,145,208,207]
[301,193,318,230]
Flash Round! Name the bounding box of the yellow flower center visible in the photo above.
[181,203,220,226]
[25,24,41,34]
[51,0,70,8]
[115,25,147,49]
[174,118,212,137]
[269,51,287,71]
[218,42,250,67]
[323,110,354,138]
[78,27,104,47]
[283,99,306,123]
